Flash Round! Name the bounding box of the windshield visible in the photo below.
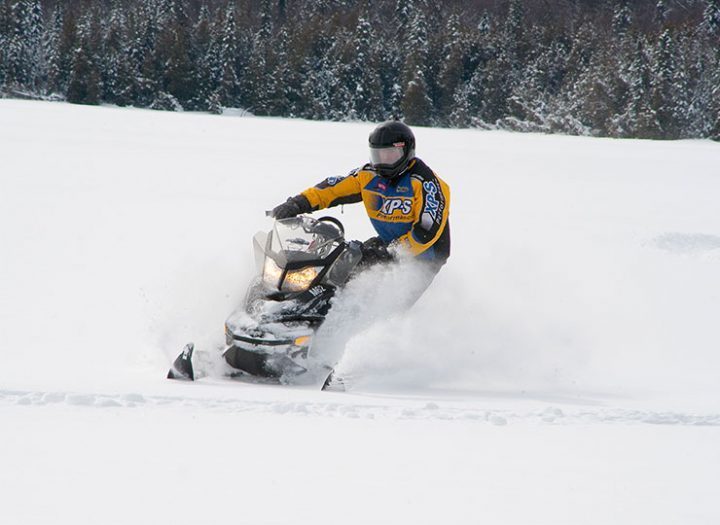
[271,217,343,260]
[252,217,345,293]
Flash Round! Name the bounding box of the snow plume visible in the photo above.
[312,259,439,368]
[331,232,672,398]
[141,253,252,363]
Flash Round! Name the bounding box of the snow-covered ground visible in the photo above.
[1,99,719,524]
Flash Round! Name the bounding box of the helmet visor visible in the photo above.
[370,145,404,168]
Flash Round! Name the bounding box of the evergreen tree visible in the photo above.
[704,0,720,140]
[655,0,669,28]
[483,0,528,123]
[5,0,29,86]
[450,64,485,128]
[99,5,127,104]
[43,5,62,94]
[612,1,633,37]
[0,0,716,139]
[153,0,195,109]
[192,4,217,110]
[505,39,570,132]
[171,1,196,105]
[616,38,657,137]
[264,25,301,116]
[704,0,720,38]
[400,4,433,125]
[435,13,467,122]
[48,5,77,95]
[651,29,683,138]
[23,0,45,92]
[0,1,11,90]
[66,15,101,105]
[243,0,274,114]
[345,16,382,121]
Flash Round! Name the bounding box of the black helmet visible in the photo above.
[368,121,416,179]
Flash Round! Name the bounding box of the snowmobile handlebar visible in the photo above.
[263,212,345,236]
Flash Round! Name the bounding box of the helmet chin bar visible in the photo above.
[376,163,403,178]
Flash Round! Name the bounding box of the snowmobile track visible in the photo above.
[2,388,719,427]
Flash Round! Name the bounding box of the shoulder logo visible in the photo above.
[422,181,440,221]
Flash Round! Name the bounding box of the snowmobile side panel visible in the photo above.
[223,345,309,378]
[223,345,271,377]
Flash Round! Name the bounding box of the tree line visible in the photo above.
[1,0,719,140]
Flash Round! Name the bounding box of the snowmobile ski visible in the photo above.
[167,342,195,381]
[321,369,346,392]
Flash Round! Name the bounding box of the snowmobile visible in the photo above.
[167,215,363,389]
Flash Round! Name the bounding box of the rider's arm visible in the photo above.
[301,170,364,210]
[394,171,450,256]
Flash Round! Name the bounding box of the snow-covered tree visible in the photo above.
[345,16,382,121]
[703,0,720,38]
[0,0,716,139]
[651,29,684,138]
[66,14,101,105]
[436,13,468,121]
[400,5,433,125]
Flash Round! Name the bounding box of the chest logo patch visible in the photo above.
[379,197,413,216]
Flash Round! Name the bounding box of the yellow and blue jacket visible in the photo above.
[301,158,450,262]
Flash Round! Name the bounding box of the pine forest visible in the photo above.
[1,0,719,140]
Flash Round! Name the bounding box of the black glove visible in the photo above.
[270,194,312,219]
[359,236,393,266]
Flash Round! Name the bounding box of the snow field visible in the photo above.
[3,398,720,525]
[1,99,720,524]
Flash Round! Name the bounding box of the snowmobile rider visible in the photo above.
[270,121,450,270]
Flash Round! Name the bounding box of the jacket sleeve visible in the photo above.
[300,170,363,210]
[394,172,450,256]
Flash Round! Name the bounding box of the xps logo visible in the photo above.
[422,181,440,220]
[379,198,412,215]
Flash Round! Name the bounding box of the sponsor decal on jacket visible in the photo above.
[422,181,440,221]
[326,176,343,186]
[419,180,445,231]
[379,197,413,216]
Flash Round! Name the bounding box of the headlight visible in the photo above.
[262,257,320,293]
[224,323,233,346]
[263,257,283,289]
[282,266,320,293]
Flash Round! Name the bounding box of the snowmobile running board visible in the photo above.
[167,342,195,381]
